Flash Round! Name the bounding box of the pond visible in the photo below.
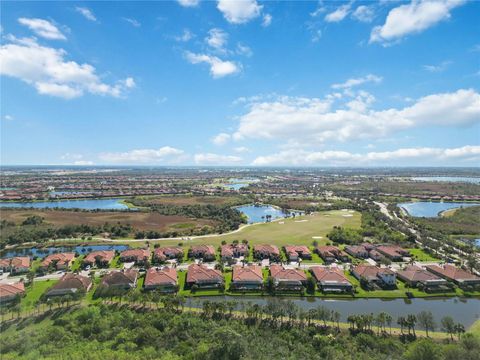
[185,296,480,328]
[0,244,129,259]
[224,178,259,191]
[411,176,480,184]
[398,201,480,217]
[0,198,131,210]
[236,204,301,224]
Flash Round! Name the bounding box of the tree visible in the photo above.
[417,311,436,338]
[306,277,316,294]
[404,339,442,360]
[407,314,417,337]
[453,323,465,340]
[442,316,456,340]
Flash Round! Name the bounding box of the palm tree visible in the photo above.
[397,316,406,335]
[454,323,465,340]
[417,311,435,338]
[347,315,356,331]
[441,316,456,340]
[385,313,393,335]
[407,314,417,337]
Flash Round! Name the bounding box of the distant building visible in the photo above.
[253,245,280,261]
[45,273,92,297]
[397,265,448,290]
[425,264,480,286]
[40,253,75,271]
[189,245,216,261]
[119,249,150,265]
[310,266,353,293]
[284,245,312,261]
[0,282,25,303]
[83,251,115,267]
[351,265,396,288]
[153,247,184,263]
[231,265,263,290]
[144,267,178,292]
[186,264,223,288]
[270,265,307,291]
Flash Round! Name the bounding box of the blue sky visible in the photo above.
[1,0,479,166]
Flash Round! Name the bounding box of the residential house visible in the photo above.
[397,265,448,290]
[83,250,115,268]
[369,249,384,262]
[153,247,184,263]
[221,244,249,262]
[0,257,31,274]
[425,264,480,286]
[253,245,281,262]
[231,265,263,290]
[144,267,178,292]
[344,245,369,259]
[45,273,92,297]
[40,253,75,271]
[0,282,25,303]
[316,246,349,263]
[270,265,307,291]
[310,266,353,293]
[119,249,150,265]
[376,245,409,261]
[284,245,312,261]
[186,264,223,289]
[351,265,396,288]
[100,270,139,291]
[189,245,216,261]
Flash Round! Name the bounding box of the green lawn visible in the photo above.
[70,255,84,271]
[408,248,440,262]
[20,280,58,311]
[469,319,480,335]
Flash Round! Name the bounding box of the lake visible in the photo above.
[398,201,480,217]
[236,204,295,224]
[185,296,480,328]
[0,198,130,210]
[411,176,480,184]
[224,177,259,190]
[0,244,129,259]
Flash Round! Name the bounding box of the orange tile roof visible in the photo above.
[232,265,263,282]
[270,265,307,281]
[84,250,115,264]
[0,282,25,298]
[41,253,75,267]
[144,267,177,286]
[186,264,223,283]
[310,266,351,285]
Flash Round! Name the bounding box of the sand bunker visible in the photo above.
[312,236,323,239]
[342,214,353,217]
[295,220,308,223]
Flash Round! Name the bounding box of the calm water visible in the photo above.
[224,178,259,190]
[0,245,129,259]
[185,296,480,328]
[0,198,130,210]
[398,202,480,217]
[411,176,480,184]
[236,204,292,224]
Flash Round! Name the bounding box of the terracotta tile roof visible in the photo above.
[316,246,347,258]
[376,245,408,258]
[284,245,311,257]
[397,265,444,283]
[120,248,150,260]
[310,266,351,285]
[345,245,368,256]
[101,270,138,287]
[190,245,216,256]
[0,282,25,298]
[0,258,11,267]
[270,265,307,282]
[49,273,92,292]
[41,253,75,267]
[221,244,248,257]
[84,251,115,264]
[186,264,223,283]
[154,247,183,260]
[144,267,177,286]
[254,244,280,256]
[426,264,480,282]
[232,265,263,282]
[353,265,394,280]
[11,257,30,268]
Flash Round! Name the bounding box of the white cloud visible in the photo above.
[423,60,452,72]
[73,160,94,166]
[217,0,262,24]
[331,74,382,89]
[3,115,14,121]
[234,146,250,153]
[0,37,135,99]
[205,28,228,51]
[252,145,480,166]
[352,5,375,23]
[236,43,252,57]
[185,51,240,78]
[370,0,465,44]
[212,132,231,145]
[311,29,322,43]
[194,153,243,165]
[175,29,194,42]
[75,7,97,22]
[99,147,186,164]
[123,17,141,27]
[61,153,84,160]
[231,89,480,145]
[177,0,199,7]
[324,4,351,23]
[18,18,66,40]
[310,3,326,17]
[262,14,272,27]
